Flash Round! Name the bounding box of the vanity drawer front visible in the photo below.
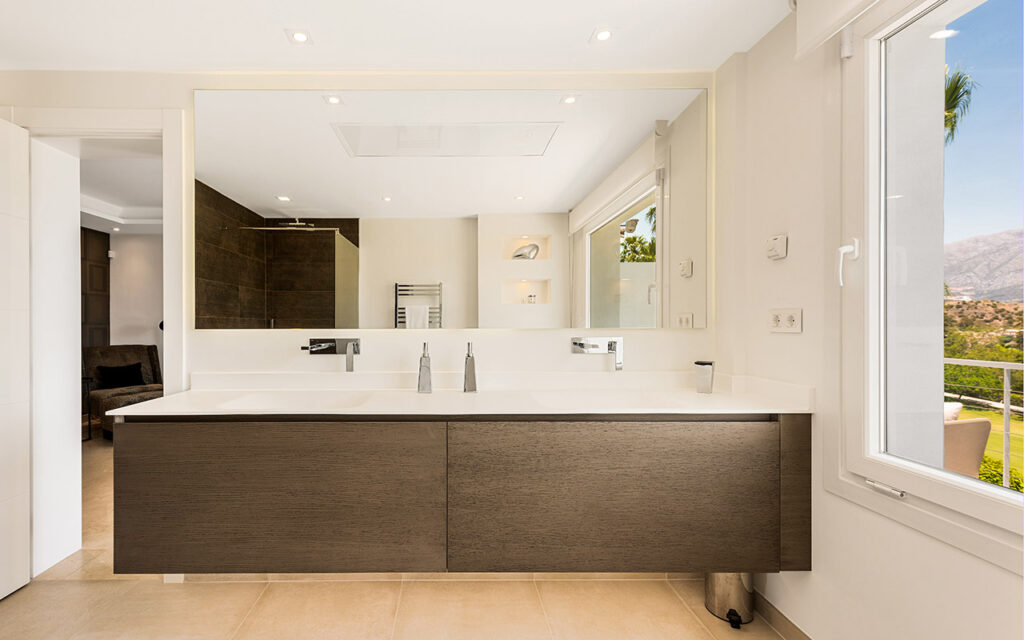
[448,420,781,572]
[114,421,446,573]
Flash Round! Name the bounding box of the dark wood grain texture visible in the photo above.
[80,227,110,349]
[447,420,782,572]
[779,413,811,570]
[114,421,446,573]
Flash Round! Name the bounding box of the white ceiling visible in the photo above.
[40,137,163,234]
[0,0,789,71]
[195,89,702,219]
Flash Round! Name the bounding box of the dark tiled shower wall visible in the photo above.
[195,180,359,329]
[195,181,268,329]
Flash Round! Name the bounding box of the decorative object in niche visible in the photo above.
[512,243,540,260]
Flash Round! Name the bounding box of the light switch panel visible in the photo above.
[678,258,693,278]
[766,234,788,260]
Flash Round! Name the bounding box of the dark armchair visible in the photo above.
[83,344,163,439]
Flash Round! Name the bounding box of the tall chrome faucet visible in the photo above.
[464,342,477,392]
[417,342,432,393]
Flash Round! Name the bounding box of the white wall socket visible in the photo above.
[675,313,694,328]
[769,308,802,333]
[678,258,693,278]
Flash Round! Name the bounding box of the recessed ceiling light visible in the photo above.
[929,29,959,39]
[521,235,529,239]
[112,227,120,232]
[514,195,525,200]
[323,95,342,105]
[560,95,577,105]
[382,195,392,202]
[591,28,613,43]
[285,29,312,44]
[276,195,291,202]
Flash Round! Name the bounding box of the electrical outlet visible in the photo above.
[769,308,802,333]
[675,313,694,328]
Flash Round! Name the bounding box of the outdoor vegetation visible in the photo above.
[619,205,656,263]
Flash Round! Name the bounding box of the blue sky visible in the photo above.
[943,0,1023,242]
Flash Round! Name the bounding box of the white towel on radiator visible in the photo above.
[404,304,430,329]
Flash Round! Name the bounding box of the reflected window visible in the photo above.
[589,192,657,328]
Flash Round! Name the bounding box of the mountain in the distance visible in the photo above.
[944,229,1023,302]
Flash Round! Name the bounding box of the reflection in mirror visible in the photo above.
[590,193,657,328]
[193,89,707,330]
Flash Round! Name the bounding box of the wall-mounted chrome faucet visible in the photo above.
[571,337,624,371]
[300,338,361,372]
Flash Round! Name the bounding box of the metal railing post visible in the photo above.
[1003,368,1012,488]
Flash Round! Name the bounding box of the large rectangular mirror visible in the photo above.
[194,89,707,329]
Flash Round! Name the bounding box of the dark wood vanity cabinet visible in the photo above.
[114,415,810,574]
[114,421,447,573]
[449,420,783,572]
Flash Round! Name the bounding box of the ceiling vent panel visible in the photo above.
[332,122,559,157]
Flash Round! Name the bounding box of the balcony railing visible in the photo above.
[944,357,1024,488]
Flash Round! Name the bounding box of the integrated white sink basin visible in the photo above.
[214,391,370,413]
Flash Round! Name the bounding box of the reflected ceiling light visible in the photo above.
[521,235,529,239]
[112,227,120,232]
[382,195,392,202]
[929,29,958,39]
[514,195,525,200]
[276,195,291,202]
[285,29,312,44]
[560,95,577,105]
[323,95,342,105]
[591,28,613,42]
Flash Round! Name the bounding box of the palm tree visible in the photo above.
[945,65,977,144]
[644,205,656,233]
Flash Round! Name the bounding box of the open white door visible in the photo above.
[0,117,32,599]
[29,139,82,575]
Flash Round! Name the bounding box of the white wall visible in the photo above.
[110,233,164,364]
[358,218,478,329]
[0,118,31,598]
[477,212,569,328]
[714,14,1022,640]
[665,94,708,329]
[29,139,81,575]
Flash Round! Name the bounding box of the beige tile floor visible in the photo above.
[0,431,791,640]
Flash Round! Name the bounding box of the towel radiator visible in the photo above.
[394,283,443,328]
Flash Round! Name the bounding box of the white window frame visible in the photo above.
[833,0,1023,574]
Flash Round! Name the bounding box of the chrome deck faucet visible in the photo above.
[417,342,432,393]
[464,342,477,392]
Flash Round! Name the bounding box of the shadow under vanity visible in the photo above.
[112,411,809,574]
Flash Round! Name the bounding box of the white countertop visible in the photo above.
[108,386,813,417]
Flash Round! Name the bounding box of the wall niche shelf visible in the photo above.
[502,235,551,261]
[501,279,551,305]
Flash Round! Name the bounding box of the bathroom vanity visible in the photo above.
[110,390,811,576]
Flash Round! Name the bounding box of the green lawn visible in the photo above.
[958,406,1023,472]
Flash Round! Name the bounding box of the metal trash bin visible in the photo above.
[705,572,754,629]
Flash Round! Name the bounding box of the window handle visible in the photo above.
[837,238,860,287]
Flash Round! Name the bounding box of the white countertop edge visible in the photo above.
[108,382,813,417]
